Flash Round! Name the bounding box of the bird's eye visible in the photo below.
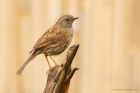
[66,19,69,21]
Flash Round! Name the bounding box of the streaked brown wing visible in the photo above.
[32,26,63,50]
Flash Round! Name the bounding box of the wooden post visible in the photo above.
[43,44,79,93]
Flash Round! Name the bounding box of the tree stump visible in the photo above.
[43,44,79,93]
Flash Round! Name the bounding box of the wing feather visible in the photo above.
[32,26,65,51]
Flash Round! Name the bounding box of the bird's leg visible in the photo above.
[49,56,58,66]
[44,53,52,68]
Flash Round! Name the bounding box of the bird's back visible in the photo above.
[31,25,73,56]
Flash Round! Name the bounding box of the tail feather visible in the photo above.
[16,52,37,75]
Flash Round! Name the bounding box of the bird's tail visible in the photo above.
[16,52,37,75]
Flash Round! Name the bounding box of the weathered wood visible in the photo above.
[43,44,79,93]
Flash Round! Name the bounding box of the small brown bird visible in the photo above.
[16,15,78,75]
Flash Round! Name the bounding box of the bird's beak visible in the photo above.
[73,17,79,20]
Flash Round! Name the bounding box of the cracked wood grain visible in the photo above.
[43,44,79,93]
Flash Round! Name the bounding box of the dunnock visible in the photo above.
[16,15,78,75]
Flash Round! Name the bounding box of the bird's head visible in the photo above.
[56,15,78,28]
